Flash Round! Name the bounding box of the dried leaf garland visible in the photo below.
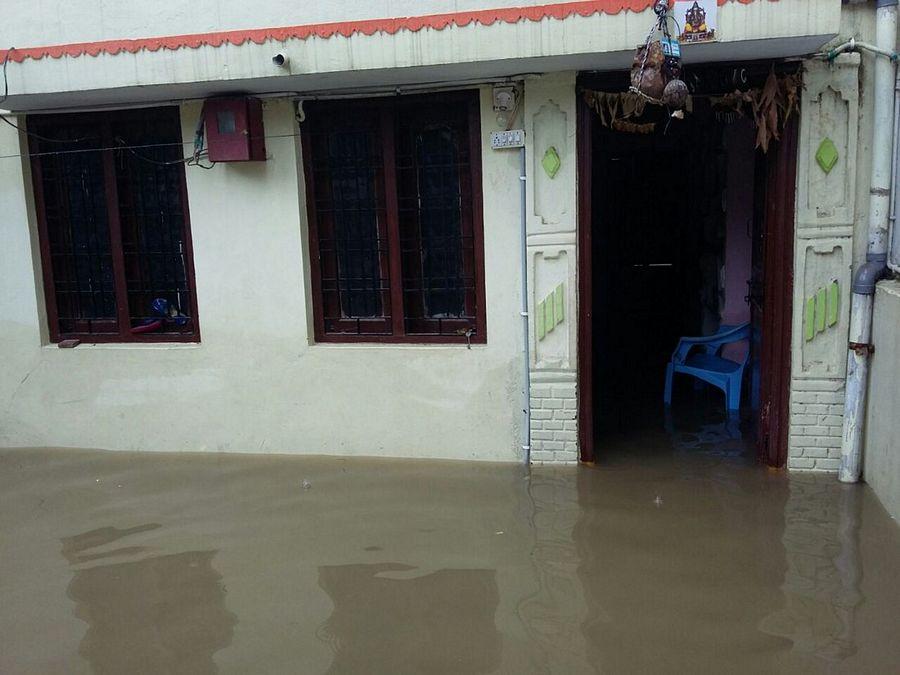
[611,119,657,134]
[710,69,801,153]
[584,91,648,128]
[584,68,800,149]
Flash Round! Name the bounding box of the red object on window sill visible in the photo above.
[130,320,164,334]
[204,97,266,162]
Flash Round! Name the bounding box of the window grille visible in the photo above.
[302,92,485,344]
[30,107,199,342]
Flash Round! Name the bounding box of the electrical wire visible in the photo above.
[1,47,96,144]
[0,113,97,144]
[114,136,216,169]
[0,131,304,163]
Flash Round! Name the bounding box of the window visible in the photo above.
[29,107,199,343]
[302,92,486,343]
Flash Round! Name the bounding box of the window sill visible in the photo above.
[310,341,488,351]
[43,342,202,351]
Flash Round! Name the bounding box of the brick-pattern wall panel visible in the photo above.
[788,389,845,471]
[530,383,578,465]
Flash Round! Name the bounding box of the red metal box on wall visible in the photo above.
[204,97,266,162]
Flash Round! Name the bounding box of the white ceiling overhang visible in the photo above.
[0,0,840,112]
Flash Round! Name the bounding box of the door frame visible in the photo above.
[757,116,799,468]
[576,93,594,463]
[575,83,798,466]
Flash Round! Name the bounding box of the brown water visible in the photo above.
[1,430,899,674]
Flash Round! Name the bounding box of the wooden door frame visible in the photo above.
[576,93,595,463]
[757,116,799,468]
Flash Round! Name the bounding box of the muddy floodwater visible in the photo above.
[2,432,899,674]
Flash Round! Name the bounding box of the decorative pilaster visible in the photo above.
[525,73,579,465]
[789,55,859,470]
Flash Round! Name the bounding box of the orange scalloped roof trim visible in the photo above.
[0,0,770,64]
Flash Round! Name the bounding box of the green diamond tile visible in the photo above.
[541,146,561,179]
[815,137,839,174]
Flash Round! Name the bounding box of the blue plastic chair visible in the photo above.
[663,323,751,411]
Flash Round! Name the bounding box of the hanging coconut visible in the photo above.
[630,41,666,101]
[662,78,689,109]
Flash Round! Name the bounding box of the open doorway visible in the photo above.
[576,64,798,467]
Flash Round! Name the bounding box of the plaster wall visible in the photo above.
[0,0,837,47]
[722,120,755,329]
[840,5,900,515]
[0,91,528,461]
[864,281,900,522]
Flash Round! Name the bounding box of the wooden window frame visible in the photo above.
[301,91,487,345]
[29,107,201,344]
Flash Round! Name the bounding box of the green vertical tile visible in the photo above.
[536,300,546,341]
[826,280,839,327]
[544,293,556,335]
[815,288,827,334]
[805,297,815,341]
[554,283,565,326]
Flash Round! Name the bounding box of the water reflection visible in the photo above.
[759,478,863,662]
[577,416,868,671]
[62,526,236,674]
[317,563,500,674]
[575,417,792,672]
[517,472,594,673]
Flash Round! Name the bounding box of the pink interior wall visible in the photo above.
[721,120,756,361]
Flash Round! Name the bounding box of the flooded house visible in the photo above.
[4,2,900,672]
[0,0,898,517]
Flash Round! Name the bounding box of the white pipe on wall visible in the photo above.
[839,0,898,483]
[519,145,532,465]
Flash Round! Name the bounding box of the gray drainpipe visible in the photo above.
[839,0,898,482]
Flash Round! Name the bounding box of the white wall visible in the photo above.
[0,0,838,47]
[0,91,528,460]
[864,281,900,522]
[0,1,581,45]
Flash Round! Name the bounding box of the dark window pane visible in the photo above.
[415,125,464,317]
[329,132,382,318]
[308,105,391,333]
[111,108,196,336]
[31,119,118,335]
[397,104,477,336]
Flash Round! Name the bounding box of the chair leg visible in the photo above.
[664,363,674,406]
[726,376,741,411]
